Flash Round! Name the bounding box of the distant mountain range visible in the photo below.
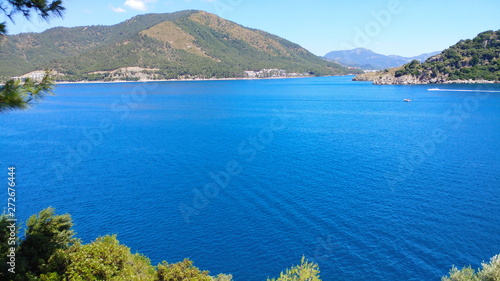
[353,30,500,84]
[323,48,440,70]
[0,10,360,82]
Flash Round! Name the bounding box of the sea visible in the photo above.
[1,76,499,280]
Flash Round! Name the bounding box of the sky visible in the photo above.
[2,0,500,57]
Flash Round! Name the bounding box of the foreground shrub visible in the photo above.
[4,208,499,281]
[267,256,321,281]
[156,258,213,281]
[442,254,500,281]
[0,207,75,279]
[41,235,155,281]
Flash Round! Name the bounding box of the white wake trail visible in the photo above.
[428,88,500,93]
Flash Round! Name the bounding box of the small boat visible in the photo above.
[403,99,411,102]
[428,88,440,91]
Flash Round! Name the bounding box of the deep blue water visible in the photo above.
[1,76,499,280]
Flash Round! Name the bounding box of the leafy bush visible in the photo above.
[267,257,321,281]
[442,254,500,281]
[40,235,156,281]
[157,259,212,281]
[18,207,75,277]
[4,208,499,281]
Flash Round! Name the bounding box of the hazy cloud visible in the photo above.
[109,4,126,13]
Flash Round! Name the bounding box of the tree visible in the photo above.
[17,207,75,277]
[267,257,321,281]
[0,0,65,36]
[41,235,156,281]
[0,0,64,112]
[442,254,500,281]
[0,72,55,112]
[480,254,500,281]
[157,258,213,281]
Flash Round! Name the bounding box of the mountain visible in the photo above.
[0,10,360,82]
[353,30,500,84]
[323,48,439,70]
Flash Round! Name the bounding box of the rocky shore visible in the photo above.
[353,72,499,85]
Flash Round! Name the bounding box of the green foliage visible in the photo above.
[267,257,321,281]
[395,59,423,77]
[0,213,18,256]
[211,273,234,281]
[17,207,75,277]
[40,235,156,281]
[442,255,500,281]
[480,255,500,280]
[0,11,199,77]
[0,214,20,278]
[442,266,481,281]
[0,71,55,113]
[157,258,212,281]
[0,0,61,113]
[8,207,500,281]
[0,0,65,36]
[394,30,500,82]
[4,208,234,280]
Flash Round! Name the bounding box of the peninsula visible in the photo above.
[353,30,500,84]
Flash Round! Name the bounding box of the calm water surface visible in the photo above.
[1,76,499,280]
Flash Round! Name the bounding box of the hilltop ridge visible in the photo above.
[324,48,439,70]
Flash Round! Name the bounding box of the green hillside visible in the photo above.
[0,11,197,78]
[354,30,500,84]
[0,10,359,82]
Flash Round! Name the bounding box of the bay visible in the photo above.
[1,76,499,280]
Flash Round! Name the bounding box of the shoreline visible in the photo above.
[3,75,498,86]
[371,79,500,85]
[353,75,500,85]
[54,75,322,85]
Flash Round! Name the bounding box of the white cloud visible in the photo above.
[124,0,157,11]
[109,4,126,13]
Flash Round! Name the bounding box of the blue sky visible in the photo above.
[3,0,500,57]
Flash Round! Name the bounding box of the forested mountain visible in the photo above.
[0,10,359,82]
[324,48,439,70]
[354,30,500,84]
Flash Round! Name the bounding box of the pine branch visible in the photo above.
[0,0,65,36]
[0,70,55,113]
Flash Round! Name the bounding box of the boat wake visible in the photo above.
[427,88,500,93]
